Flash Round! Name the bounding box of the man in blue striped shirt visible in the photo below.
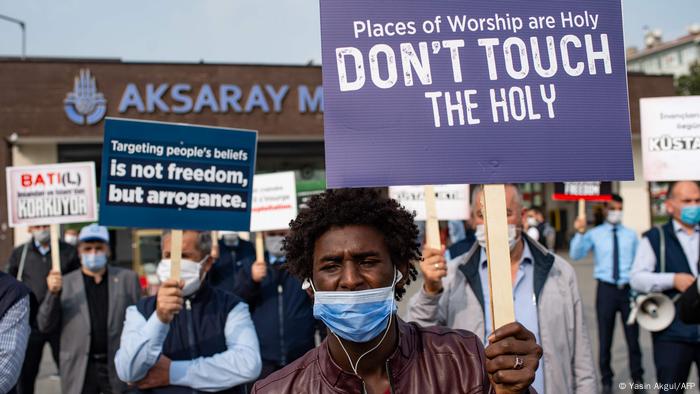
[0,271,30,394]
[570,194,644,394]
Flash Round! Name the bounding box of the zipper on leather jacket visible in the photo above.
[385,361,395,394]
[359,363,394,394]
[185,299,197,394]
[278,284,287,365]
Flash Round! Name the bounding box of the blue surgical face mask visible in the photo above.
[82,252,108,272]
[306,269,402,344]
[680,205,700,225]
[476,224,520,250]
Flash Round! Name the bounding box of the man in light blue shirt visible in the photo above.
[115,230,261,393]
[569,194,643,394]
[408,184,597,394]
[477,244,544,393]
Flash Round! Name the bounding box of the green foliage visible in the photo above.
[676,61,700,95]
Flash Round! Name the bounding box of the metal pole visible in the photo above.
[20,22,25,60]
[0,15,26,59]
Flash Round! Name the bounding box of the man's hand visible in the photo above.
[420,246,447,295]
[46,270,62,294]
[485,322,542,394]
[251,260,267,283]
[156,279,184,324]
[574,216,586,233]
[674,273,696,293]
[135,355,171,389]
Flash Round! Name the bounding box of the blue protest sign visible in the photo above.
[320,0,633,187]
[99,118,257,231]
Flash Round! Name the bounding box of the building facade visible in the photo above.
[0,58,325,269]
[627,29,700,77]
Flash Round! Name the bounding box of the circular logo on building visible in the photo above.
[64,69,107,125]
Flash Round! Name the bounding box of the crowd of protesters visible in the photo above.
[1,181,699,393]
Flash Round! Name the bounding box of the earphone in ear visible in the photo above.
[301,278,311,290]
[395,270,404,284]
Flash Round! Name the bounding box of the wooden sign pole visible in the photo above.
[423,185,441,249]
[578,198,586,220]
[482,184,516,330]
[170,230,183,279]
[255,232,265,262]
[49,224,61,272]
[211,231,220,259]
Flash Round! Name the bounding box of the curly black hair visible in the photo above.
[283,188,421,301]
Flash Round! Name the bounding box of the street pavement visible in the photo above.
[32,254,698,393]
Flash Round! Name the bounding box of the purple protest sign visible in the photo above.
[320,0,633,188]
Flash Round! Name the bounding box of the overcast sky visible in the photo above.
[0,0,697,64]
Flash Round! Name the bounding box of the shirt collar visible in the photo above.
[81,267,108,282]
[34,240,50,254]
[479,241,534,269]
[672,219,700,234]
[269,255,285,264]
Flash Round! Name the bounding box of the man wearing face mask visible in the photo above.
[525,207,556,251]
[115,230,261,393]
[253,188,542,394]
[208,231,256,292]
[407,184,596,394]
[233,230,319,385]
[37,224,141,394]
[6,225,80,394]
[63,228,79,246]
[631,181,700,392]
[569,194,644,393]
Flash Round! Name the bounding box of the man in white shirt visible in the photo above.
[115,230,262,393]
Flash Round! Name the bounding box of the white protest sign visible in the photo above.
[641,96,700,181]
[6,162,98,227]
[250,171,298,232]
[389,185,470,221]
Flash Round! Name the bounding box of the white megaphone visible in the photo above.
[627,293,677,332]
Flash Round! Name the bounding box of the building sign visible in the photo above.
[64,69,107,125]
[62,70,323,125]
[6,162,98,227]
[640,96,700,181]
[118,83,323,114]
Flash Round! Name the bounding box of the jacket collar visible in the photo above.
[524,235,555,303]
[186,280,212,302]
[31,239,51,255]
[457,234,554,306]
[457,244,485,312]
[316,317,415,391]
[661,219,692,269]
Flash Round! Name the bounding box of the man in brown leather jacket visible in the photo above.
[252,188,542,394]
